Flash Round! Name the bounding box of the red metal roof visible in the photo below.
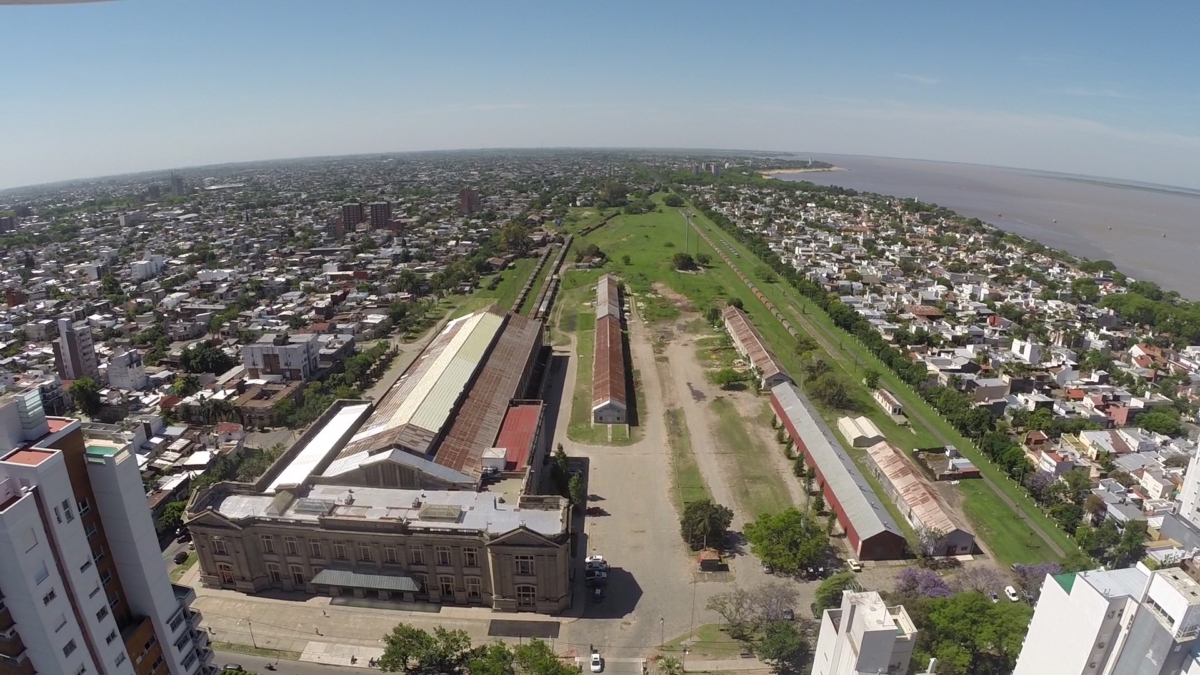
[592,315,627,409]
[494,402,543,470]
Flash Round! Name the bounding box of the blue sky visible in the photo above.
[2,0,1198,188]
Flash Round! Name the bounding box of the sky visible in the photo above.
[2,0,1199,189]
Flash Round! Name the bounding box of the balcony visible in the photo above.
[190,629,209,650]
[172,583,197,607]
[187,609,203,630]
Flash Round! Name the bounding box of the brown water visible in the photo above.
[777,155,1200,298]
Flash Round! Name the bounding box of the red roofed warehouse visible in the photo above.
[592,277,628,424]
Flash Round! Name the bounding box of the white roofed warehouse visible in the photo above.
[771,382,906,560]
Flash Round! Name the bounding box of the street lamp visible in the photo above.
[659,617,664,648]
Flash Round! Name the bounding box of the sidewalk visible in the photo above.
[683,658,770,672]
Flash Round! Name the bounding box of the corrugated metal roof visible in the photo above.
[435,312,542,474]
[771,382,902,541]
[495,402,543,470]
[311,568,419,593]
[596,274,621,320]
[864,440,967,536]
[266,403,371,494]
[592,314,627,410]
[723,306,790,383]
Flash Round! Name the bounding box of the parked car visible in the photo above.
[173,551,189,565]
[585,554,607,568]
[990,592,999,603]
[590,653,603,673]
[847,559,862,573]
[782,608,794,621]
[222,665,243,673]
[1004,585,1020,602]
[762,562,774,574]
[592,588,603,603]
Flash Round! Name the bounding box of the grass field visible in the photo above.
[709,397,794,518]
[450,257,539,319]
[665,408,710,507]
[210,642,302,661]
[677,200,1077,565]
[659,624,746,658]
[169,553,197,583]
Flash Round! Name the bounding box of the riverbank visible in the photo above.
[759,166,844,177]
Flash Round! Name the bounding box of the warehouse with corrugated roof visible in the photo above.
[723,305,792,389]
[771,382,906,560]
[863,441,975,556]
[592,277,628,424]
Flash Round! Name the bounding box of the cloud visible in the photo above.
[1062,87,1133,99]
[897,73,939,85]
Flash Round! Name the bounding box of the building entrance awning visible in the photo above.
[311,569,420,593]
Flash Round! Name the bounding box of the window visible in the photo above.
[436,546,452,566]
[89,585,100,599]
[99,570,111,585]
[96,606,109,622]
[169,611,185,633]
[107,591,119,608]
[267,563,282,584]
[290,565,305,586]
[84,523,97,539]
[384,546,398,564]
[463,548,479,567]
[414,574,427,595]
[61,499,73,522]
[218,563,234,584]
[54,506,62,524]
[75,664,86,675]
[63,639,77,657]
[466,577,482,600]
[151,655,163,672]
[55,614,67,632]
[333,542,348,560]
[180,650,196,669]
[43,588,56,605]
[439,575,455,597]
[260,535,275,554]
[78,498,90,515]
[409,546,425,565]
[174,632,189,652]
[106,629,118,645]
[92,545,105,563]
[115,652,127,667]
[358,543,372,562]
[308,540,323,558]
[22,527,37,553]
[516,584,536,607]
[80,560,92,573]
[34,561,48,585]
[284,536,299,556]
[213,538,227,555]
[514,555,534,576]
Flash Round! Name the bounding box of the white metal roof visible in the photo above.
[266,403,371,494]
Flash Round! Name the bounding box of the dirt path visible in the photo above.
[726,393,809,510]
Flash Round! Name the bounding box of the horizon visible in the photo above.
[2,0,1198,190]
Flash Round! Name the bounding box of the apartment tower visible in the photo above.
[52,319,99,382]
[0,389,212,675]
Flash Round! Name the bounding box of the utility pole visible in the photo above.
[660,617,664,648]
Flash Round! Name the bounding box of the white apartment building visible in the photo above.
[812,590,917,675]
[107,349,148,392]
[53,318,100,382]
[1178,454,1200,529]
[0,390,213,675]
[130,257,165,282]
[1014,564,1200,675]
[241,332,320,381]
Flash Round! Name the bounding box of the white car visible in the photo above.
[1004,585,1019,602]
[586,554,606,567]
[590,653,603,673]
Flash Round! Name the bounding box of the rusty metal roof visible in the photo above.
[434,312,543,475]
[592,314,627,410]
[864,440,969,537]
[723,305,789,383]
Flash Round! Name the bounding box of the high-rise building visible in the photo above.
[459,188,481,215]
[1013,565,1200,675]
[341,203,364,232]
[812,590,918,675]
[52,319,99,382]
[107,349,148,392]
[1178,455,1200,527]
[0,390,212,675]
[241,333,320,381]
[169,174,185,198]
[147,185,161,200]
[0,216,15,233]
[368,201,392,231]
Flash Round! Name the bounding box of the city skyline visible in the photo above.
[2,0,1199,189]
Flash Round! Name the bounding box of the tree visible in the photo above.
[672,252,697,271]
[711,368,745,390]
[728,297,743,310]
[69,376,102,416]
[916,526,949,559]
[756,621,807,674]
[1011,563,1061,601]
[467,643,513,675]
[807,372,853,410]
[814,573,857,613]
[811,491,825,514]
[379,624,472,674]
[172,373,201,397]
[695,253,712,266]
[862,368,881,389]
[656,656,682,675]
[157,500,187,534]
[801,357,831,381]
[679,499,734,550]
[1137,410,1182,437]
[910,592,1032,675]
[952,566,1004,595]
[663,194,685,208]
[743,508,828,573]
[180,342,235,375]
[568,475,586,511]
[751,581,800,624]
[706,586,757,639]
[512,639,575,675]
[1110,520,1149,568]
[621,254,631,265]
[894,567,953,600]
[793,335,818,356]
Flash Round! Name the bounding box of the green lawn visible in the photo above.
[665,408,710,507]
[659,623,747,658]
[679,201,1078,564]
[210,642,302,661]
[451,257,539,319]
[169,553,197,583]
[709,397,793,518]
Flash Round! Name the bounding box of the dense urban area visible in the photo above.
[4,150,1200,675]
